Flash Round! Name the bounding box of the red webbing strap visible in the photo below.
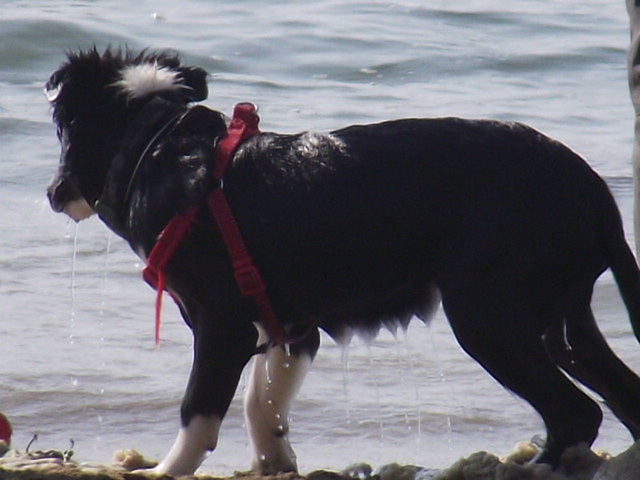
[207,189,287,345]
[143,103,288,345]
[209,103,288,345]
[143,205,199,344]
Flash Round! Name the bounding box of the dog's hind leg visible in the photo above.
[442,293,603,467]
[544,287,640,439]
[244,325,320,474]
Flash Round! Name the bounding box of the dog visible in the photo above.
[45,48,640,476]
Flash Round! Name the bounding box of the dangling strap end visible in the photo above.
[154,271,166,345]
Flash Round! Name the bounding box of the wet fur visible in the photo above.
[46,48,640,475]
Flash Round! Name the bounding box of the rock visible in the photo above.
[430,450,562,480]
[112,449,158,471]
[554,443,603,479]
[431,451,502,480]
[593,441,640,480]
[415,469,442,480]
[340,462,373,479]
[0,439,639,480]
[374,463,423,480]
[502,441,541,465]
[307,469,349,480]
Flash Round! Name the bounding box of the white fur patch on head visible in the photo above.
[113,62,186,99]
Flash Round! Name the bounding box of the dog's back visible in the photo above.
[224,118,614,339]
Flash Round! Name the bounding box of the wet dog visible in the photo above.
[46,48,640,475]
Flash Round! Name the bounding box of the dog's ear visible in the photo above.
[177,66,208,102]
[172,67,209,102]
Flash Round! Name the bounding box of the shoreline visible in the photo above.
[1,440,639,480]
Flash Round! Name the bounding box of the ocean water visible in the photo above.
[1,0,639,475]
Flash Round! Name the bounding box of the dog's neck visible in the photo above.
[95,98,188,237]
[96,98,228,257]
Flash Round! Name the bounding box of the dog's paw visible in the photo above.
[251,453,298,476]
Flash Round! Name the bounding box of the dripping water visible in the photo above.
[394,330,416,437]
[68,222,78,346]
[96,230,112,433]
[366,344,384,444]
[264,353,273,388]
[393,331,412,433]
[341,344,352,424]
[428,325,453,450]
[400,326,423,457]
[68,222,79,389]
[283,342,291,369]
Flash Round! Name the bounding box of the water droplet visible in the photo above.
[341,344,352,424]
[259,454,267,462]
[283,362,290,369]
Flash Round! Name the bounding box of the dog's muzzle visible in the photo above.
[47,176,94,221]
[47,175,73,213]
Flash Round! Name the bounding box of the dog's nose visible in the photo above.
[46,177,71,213]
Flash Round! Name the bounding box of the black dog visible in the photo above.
[46,48,640,475]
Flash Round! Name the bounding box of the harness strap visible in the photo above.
[207,188,287,345]
[142,205,199,344]
[143,103,288,345]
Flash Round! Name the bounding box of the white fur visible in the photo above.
[64,198,94,222]
[114,63,185,99]
[152,415,222,476]
[244,326,312,474]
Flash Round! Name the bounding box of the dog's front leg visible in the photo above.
[153,414,222,476]
[154,317,257,476]
[244,325,319,474]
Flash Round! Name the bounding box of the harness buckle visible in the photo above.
[233,259,265,296]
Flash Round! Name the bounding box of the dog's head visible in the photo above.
[45,47,209,221]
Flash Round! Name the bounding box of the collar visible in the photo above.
[94,101,187,237]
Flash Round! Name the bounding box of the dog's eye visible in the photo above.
[45,82,62,103]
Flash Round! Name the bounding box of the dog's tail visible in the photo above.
[601,192,640,344]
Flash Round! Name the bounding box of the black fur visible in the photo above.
[46,48,640,470]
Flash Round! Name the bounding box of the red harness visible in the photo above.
[142,103,288,345]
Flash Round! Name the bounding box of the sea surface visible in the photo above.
[1,0,639,475]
